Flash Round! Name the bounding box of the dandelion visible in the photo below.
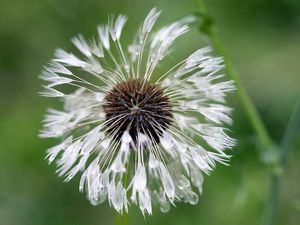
[40,8,235,215]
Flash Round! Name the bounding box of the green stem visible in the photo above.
[280,98,300,166]
[194,0,274,150]
[264,175,280,225]
[264,97,300,225]
[115,213,128,225]
[194,1,300,225]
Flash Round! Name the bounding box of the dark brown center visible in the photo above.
[103,79,173,144]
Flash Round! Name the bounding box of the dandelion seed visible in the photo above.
[40,7,235,215]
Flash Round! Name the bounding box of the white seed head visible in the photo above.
[40,7,235,215]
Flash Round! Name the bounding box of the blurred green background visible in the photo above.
[1,0,300,224]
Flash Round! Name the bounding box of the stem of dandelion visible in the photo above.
[194,0,273,151]
[264,97,300,225]
[280,98,300,167]
[115,213,128,225]
[194,1,300,225]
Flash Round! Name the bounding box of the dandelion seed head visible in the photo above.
[40,7,235,215]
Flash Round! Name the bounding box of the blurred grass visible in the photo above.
[0,0,300,225]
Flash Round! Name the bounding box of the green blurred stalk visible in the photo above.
[194,1,300,225]
[115,213,128,225]
[280,98,300,166]
[194,0,274,150]
[264,98,300,225]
